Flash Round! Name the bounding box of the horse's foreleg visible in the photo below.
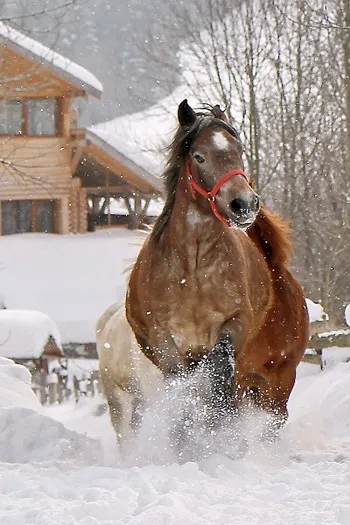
[203,336,249,458]
[204,336,236,423]
[208,314,252,418]
[100,370,135,447]
[130,394,145,432]
[105,387,124,443]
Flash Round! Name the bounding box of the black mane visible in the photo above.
[151,106,241,243]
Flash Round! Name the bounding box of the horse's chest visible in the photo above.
[157,272,233,351]
[162,266,233,308]
[167,306,225,354]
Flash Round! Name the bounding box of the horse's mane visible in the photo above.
[247,205,293,268]
[151,105,241,243]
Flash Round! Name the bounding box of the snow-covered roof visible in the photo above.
[85,128,163,193]
[89,87,197,177]
[0,22,102,98]
[0,310,63,359]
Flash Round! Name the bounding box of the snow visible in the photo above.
[345,304,350,327]
[0,22,102,97]
[0,229,145,344]
[0,309,62,359]
[84,128,163,194]
[318,329,350,338]
[0,358,102,465]
[2,361,350,524]
[305,298,329,323]
[90,87,199,176]
[0,356,39,410]
[108,197,164,217]
[322,347,350,369]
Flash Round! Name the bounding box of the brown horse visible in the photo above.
[125,99,309,442]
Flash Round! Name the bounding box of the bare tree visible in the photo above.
[137,0,350,323]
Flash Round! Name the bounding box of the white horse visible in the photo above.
[96,301,163,446]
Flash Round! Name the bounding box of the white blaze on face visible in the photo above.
[212,130,230,150]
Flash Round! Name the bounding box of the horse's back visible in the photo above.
[96,302,121,342]
[96,301,162,399]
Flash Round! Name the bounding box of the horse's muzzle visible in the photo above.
[229,193,259,228]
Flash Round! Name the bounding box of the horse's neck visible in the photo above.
[165,187,226,262]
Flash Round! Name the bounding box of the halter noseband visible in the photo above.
[186,159,251,227]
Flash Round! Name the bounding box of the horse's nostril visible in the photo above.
[230,195,259,214]
[230,197,248,214]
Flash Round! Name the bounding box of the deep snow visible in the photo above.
[2,357,350,524]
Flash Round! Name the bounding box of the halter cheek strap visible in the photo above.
[186,159,251,227]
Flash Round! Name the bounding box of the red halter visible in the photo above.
[186,159,251,227]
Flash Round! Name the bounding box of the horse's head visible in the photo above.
[178,99,259,229]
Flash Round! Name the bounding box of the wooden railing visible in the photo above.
[303,329,350,368]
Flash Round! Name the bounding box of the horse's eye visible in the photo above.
[193,153,205,164]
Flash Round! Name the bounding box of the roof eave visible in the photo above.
[85,129,163,194]
[0,37,102,99]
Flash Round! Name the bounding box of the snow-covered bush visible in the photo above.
[345,304,350,328]
[305,299,328,323]
[0,358,102,463]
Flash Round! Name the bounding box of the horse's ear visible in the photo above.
[178,99,196,127]
[213,104,229,123]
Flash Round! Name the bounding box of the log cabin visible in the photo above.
[0,22,161,235]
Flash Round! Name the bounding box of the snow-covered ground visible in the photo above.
[2,356,350,525]
[0,229,145,343]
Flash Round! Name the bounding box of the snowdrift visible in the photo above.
[0,358,102,464]
[1,360,350,525]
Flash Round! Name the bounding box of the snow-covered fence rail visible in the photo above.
[303,329,350,368]
[308,330,350,352]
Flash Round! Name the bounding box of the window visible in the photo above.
[2,201,31,234]
[0,100,22,135]
[1,200,56,235]
[0,98,59,136]
[27,99,57,136]
[36,200,55,233]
